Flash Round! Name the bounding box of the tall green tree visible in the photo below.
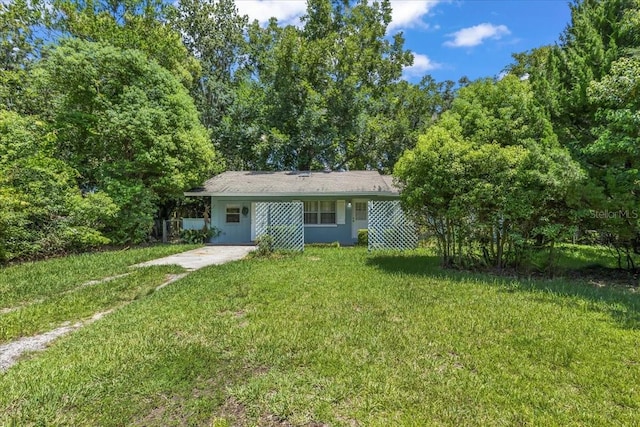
[354,76,450,172]
[509,0,639,151]
[507,0,640,263]
[395,76,584,270]
[54,0,199,86]
[0,109,117,261]
[586,56,640,257]
[169,0,249,170]
[0,0,49,112]
[556,0,639,152]
[242,0,414,171]
[170,0,247,127]
[36,39,222,243]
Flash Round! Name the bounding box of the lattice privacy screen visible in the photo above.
[368,200,418,250]
[255,202,304,251]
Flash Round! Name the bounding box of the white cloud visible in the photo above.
[403,53,441,79]
[235,0,441,31]
[235,0,307,26]
[388,1,440,31]
[497,71,528,81]
[444,23,510,48]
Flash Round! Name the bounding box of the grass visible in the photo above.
[0,245,194,343]
[544,243,622,270]
[0,265,183,343]
[1,247,639,425]
[0,244,196,308]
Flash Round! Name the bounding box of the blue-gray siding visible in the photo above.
[208,197,358,245]
[204,196,395,245]
[210,199,252,244]
[304,224,352,244]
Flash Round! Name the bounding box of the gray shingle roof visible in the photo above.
[381,174,399,192]
[185,171,399,197]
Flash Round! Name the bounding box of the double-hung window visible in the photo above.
[225,205,240,223]
[304,201,336,225]
[354,201,367,221]
[319,201,336,224]
[304,201,319,224]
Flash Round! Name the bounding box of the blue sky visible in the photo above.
[235,0,573,83]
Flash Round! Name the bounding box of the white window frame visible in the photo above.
[354,201,367,221]
[304,201,319,225]
[225,205,241,224]
[304,201,337,226]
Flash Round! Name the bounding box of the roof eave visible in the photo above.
[184,191,399,198]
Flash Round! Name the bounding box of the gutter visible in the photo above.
[183,191,400,198]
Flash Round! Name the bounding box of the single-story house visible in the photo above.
[184,170,400,245]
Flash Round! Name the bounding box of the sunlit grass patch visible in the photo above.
[0,244,196,309]
[0,247,638,426]
[552,243,622,269]
[0,265,184,344]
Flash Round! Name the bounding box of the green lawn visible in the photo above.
[0,245,194,344]
[1,247,639,425]
[537,243,624,270]
[0,244,196,308]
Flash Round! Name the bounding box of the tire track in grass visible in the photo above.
[0,272,188,372]
[0,310,113,371]
[0,273,133,315]
[0,246,253,372]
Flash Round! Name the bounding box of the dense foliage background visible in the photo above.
[1,0,639,269]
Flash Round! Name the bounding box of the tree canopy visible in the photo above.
[169,0,449,172]
[36,39,221,243]
[241,0,416,171]
[2,0,640,268]
[0,109,117,261]
[506,0,640,265]
[395,76,584,269]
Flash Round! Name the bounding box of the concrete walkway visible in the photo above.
[134,245,255,271]
[1,246,255,372]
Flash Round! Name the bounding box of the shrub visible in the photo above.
[255,234,275,256]
[357,229,368,246]
[180,226,220,244]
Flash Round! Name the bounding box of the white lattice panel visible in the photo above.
[368,200,417,250]
[255,202,304,251]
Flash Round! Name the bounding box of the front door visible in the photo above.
[352,199,368,238]
[218,203,251,243]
